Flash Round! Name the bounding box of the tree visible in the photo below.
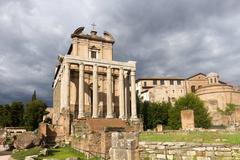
[10,102,24,127]
[0,104,12,127]
[32,90,37,101]
[218,103,237,125]
[218,103,237,116]
[24,100,48,131]
[168,93,211,129]
[137,95,172,130]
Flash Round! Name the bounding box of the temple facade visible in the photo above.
[52,27,138,137]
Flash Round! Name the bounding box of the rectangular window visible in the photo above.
[153,80,157,85]
[170,80,174,85]
[91,51,97,58]
[160,80,165,85]
[177,80,181,85]
[144,82,147,87]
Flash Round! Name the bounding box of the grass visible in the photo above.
[12,146,101,160]
[140,131,240,144]
[11,147,43,160]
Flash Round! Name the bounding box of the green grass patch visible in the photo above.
[38,146,86,160]
[12,147,43,160]
[12,146,101,160]
[140,131,240,144]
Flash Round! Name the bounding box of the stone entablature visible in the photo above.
[53,56,136,88]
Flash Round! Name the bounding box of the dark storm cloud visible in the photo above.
[0,0,240,105]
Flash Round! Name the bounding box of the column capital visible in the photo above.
[124,70,129,77]
[130,69,136,76]
[119,67,124,74]
[65,62,70,67]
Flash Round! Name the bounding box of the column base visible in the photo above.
[119,115,126,120]
[130,116,138,121]
[92,115,98,118]
[106,115,113,119]
[78,114,84,119]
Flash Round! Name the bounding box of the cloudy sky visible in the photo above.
[0,0,240,105]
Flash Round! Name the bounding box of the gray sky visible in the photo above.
[0,0,240,105]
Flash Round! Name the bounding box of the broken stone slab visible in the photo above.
[14,132,42,149]
[65,157,80,160]
[24,155,38,160]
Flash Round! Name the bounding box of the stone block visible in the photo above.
[65,158,80,160]
[196,157,210,160]
[167,154,174,160]
[126,139,136,149]
[186,151,196,156]
[196,151,205,156]
[168,150,177,154]
[156,124,163,132]
[215,151,231,157]
[156,154,166,159]
[206,147,214,151]
[193,147,206,151]
[156,144,165,150]
[216,147,231,152]
[181,110,195,130]
[181,156,193,160]
[205,151,214,157]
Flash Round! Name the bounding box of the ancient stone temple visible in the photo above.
[51,26,141,153]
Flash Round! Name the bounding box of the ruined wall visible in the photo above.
[139,142,240,160]
[196,84,240,126]
[109,132,139,160]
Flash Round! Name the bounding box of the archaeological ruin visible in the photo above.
[49,26,142,157]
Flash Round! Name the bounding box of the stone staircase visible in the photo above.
[73,118,134,136]
[86,118,133,132]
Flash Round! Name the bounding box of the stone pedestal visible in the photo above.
[109,132,139,160]
[181,110,195,130]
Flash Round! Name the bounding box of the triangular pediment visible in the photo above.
[187,73,207,81]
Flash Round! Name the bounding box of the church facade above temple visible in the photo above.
[52,26,139,136]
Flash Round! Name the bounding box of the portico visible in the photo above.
[53,55,137,120]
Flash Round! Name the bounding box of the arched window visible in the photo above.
[191,85,196,93]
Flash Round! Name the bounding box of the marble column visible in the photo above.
[92,64,98,118]
[63,63,70,110]
[130,69,137,120]
[60,73,64,111]
[119,67,125,119]
[124,71,130,119]
[106,66,113,118]
[78,63,84,118]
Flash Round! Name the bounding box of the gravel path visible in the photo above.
[0,155,11,160]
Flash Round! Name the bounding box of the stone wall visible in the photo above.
[139,141,240,160]
[109,132,139,160]
[71,118,134,159]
